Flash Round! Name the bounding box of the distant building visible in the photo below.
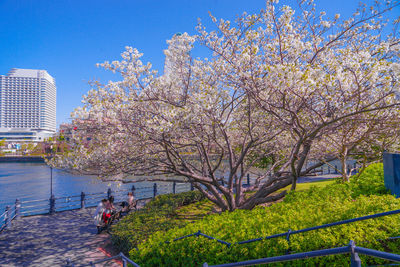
[0,68,56,142]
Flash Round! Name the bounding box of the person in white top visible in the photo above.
[94,199,107,233]
[127,192,136,210]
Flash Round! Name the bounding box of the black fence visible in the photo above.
[0,181,192,232]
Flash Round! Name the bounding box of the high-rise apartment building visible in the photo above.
[0,68,56,142]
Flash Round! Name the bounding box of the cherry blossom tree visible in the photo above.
[50,0,400,210]
[195,0,400,189]
[310,109,400,181]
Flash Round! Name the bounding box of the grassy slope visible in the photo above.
[177,179,336,219]
[130,164,400,266]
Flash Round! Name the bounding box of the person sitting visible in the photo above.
[106,195,116,211]
[127,192,137,211]
[94,199,107,234]
[102,196,116,225]
[119,201,130,217]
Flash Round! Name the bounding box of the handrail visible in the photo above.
[69,240,400,267]
[202,241,400,266]
[21,198,49,203]
[354,246,400,262]
[204,245,350,267]
[85,191,107,196]
[88,252,140,267]
[165,209,400,247]
[290,209,400,236]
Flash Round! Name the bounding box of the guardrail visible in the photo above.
[0,200,19,232]
[64,252,139,267]
[203,240,400,267]
[0,181,193,233]
[65,239,400,266]
[163,208,400,248]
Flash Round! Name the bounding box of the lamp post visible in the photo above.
[49,144,55,214]
[50,166,53,197]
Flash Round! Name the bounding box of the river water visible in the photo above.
[0,162,189,214]
[0,160,352,215]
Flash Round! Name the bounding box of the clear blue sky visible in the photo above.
[0,0,398,126]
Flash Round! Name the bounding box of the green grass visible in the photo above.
[286,179,337,191]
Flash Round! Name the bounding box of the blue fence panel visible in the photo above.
[383,152,400,198]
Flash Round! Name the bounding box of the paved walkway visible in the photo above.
[298,174,341,183]
[0,207,121,267]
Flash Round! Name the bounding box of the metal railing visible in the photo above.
[202,240,400,267]
[64,252,140,267]
[65,240,400,267]
[163,208,400,248]
[0,199,20,232]
[0,181,193,233]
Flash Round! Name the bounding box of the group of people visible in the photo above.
[93,192,136,234]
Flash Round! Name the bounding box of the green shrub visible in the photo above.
[144,190,204,212]
[130,164,400,266]
[349,163,388,197]
[111,190,204,254]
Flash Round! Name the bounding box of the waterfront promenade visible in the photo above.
[0,207,121,267]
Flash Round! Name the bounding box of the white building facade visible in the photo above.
[0,68,56,142]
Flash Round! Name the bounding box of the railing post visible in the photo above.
[131,185,136,197]
[119,252,127,267]
[5,205,11,229]
[15,199,21,219]
[107,188,112,199]
[247,173,250,185]
[153,183,157,198]
[286,229,292,254]
[349,240,362,267]
[49,194,55,214]
[173,181,176,194]
[80,192,85,209]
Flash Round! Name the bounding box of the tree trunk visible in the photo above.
[239,177,292,210]
[341,151,349,182]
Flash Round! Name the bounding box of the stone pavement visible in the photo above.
[0,207,121,267]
